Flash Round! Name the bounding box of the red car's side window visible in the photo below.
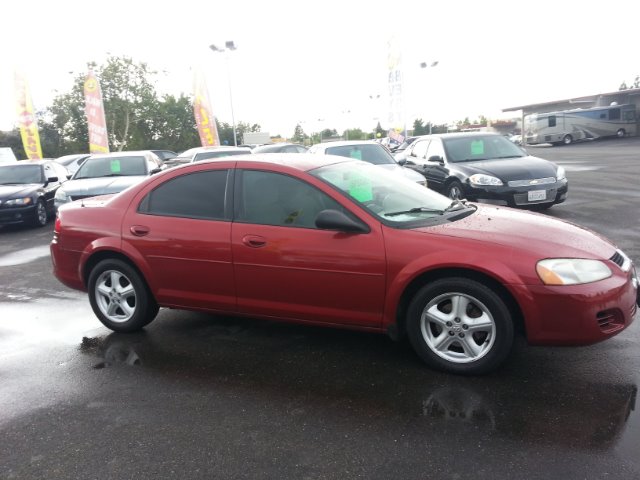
[138,170,230,221]
[236,170,345,229]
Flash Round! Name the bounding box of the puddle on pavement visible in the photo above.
[75,324,640,454]
[0,298,102,352]
[0,245,51,267]
[80,335,142,369]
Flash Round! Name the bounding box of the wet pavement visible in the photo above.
[0,139,639,479]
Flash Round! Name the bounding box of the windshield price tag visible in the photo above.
[348,173,373,202]
[470,140,484,156]
[110,160,121,174]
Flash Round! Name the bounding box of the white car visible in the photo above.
[307,141,427,186]
[54,153,91,175]
[180,146,253,162]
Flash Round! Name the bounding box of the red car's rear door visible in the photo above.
[122,168,236,312]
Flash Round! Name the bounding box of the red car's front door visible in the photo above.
[231,169,386,328]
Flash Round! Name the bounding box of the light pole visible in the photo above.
[419,61,439,134]
[341,110,351,140]
[317,118,325,144]
[210,41,238,146]
[369,94,381,139]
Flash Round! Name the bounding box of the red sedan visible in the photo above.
[50,154,638,374]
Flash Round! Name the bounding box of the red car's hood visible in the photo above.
[413,204,617,260]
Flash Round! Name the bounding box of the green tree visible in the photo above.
[98,56,158,151]
[412,118,428,135]
[344,128,365,140]
[236,121,261,144]
[374,121,386,138]
[0,129,26,159]
[147,93,199,152]
[39,57,158,153]
[619,76,640,90]
[292,123,306,143]
[38,54,261,153]
[39,73,89,155]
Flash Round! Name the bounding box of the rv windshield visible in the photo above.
[443,135,526,162]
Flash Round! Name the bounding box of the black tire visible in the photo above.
[31,199,48,227]
[617,128,626,138]
[446,180,464,200]
[562,134,573,145]
[406,278,514,375]
[87,259,159,333]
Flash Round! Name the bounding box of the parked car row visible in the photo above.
[0,160,70,227]
[396,132,567,210]
[1,133,570,229]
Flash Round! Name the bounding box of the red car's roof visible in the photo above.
[224,153,351,172]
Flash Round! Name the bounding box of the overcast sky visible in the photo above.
[1,0,638,138]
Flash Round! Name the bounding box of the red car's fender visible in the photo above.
[382,246,528,331]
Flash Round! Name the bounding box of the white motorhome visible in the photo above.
[525,104,636,145]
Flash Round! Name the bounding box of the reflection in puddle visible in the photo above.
[78,326,639,453]
[0,245,51,267]
[81,335,141,368]
[423,386,496,430]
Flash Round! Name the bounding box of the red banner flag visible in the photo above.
[14,71,43,159]
[84,71,109,153]
[193,70,220,147]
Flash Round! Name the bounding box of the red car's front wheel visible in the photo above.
[407,277,514,375]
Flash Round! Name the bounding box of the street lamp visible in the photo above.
[419,60,439,134]
[369,93,381,138]
[210,41,238,146]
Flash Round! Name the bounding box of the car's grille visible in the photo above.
[507,177,556,187]
[513,189,557,205]
[610,251,625,268]
[596,309,624,333]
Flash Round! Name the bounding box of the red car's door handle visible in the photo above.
[242,235,267,248]
[130,225,150,237]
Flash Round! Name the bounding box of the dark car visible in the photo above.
[51,154,638,375]
[150,150,178,161]
[54,151,164,210]
[54,153,91,175]
[252,143,308,154]
[400,133,568,209]
[0,160,69,227]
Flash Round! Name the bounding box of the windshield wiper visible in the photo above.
[443,199,468,213]
[385,207,445,217]
[492,155,524,159]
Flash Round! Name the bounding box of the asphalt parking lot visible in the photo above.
[0,138,638,479]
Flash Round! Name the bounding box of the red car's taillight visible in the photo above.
[54,216,61,233]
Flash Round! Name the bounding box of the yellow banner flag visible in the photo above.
[193,70,220,147]
[14,71,43,159]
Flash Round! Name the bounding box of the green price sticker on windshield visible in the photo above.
[348,173,373,202]
[349,148,362,160]
[470,140,484,156]
[110,159,121,174]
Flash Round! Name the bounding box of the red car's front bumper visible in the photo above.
[512,269,638,346]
